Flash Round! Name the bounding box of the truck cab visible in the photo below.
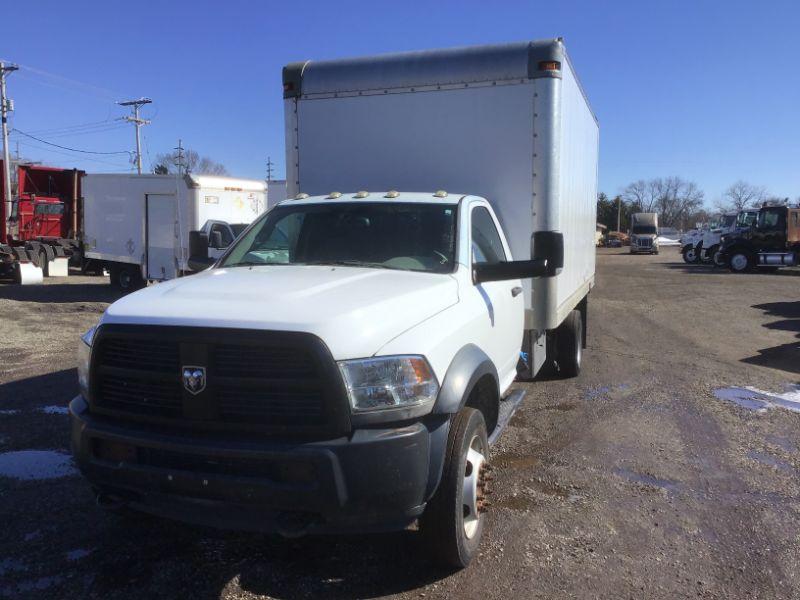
[629,213,659,254]
[72,191,560,567]
[721,205,800,272]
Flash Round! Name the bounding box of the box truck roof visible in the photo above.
[284,38,596,123]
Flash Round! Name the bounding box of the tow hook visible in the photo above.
[477,463,494,514]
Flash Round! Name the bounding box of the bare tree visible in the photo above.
[152,148,228,176]
[622,176,705,228]
[715,180,766,212]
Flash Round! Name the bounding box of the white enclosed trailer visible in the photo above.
[284,38,599,375]
[82,173,266,290]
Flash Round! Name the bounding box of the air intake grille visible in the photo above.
[90,325,350,439]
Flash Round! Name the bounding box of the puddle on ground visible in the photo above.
[746,450,796,474]
[714,385,800,413]
[765,435,797,453]
[0,450,77,480]
[613,467,681,493]
[38,406,69,415]
[493,453,540,469]
[584,384,631,401]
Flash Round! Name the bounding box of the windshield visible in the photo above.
[757,208,783,230]
[736,211,758,228]
[229,223,248,237]
[720,214,737,228]
[632,225,657,235]
[220,202,457,273]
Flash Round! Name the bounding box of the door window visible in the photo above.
[471,206,506,265]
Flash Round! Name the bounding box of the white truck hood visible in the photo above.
[102,265,459,360]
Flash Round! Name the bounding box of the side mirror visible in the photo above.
[472,231,564,284]
[209,230,225,249]
[188,230,214,272]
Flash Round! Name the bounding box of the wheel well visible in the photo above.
[465,374,499,435]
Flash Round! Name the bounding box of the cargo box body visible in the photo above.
[284,39,598,330]
[82,173,266,280]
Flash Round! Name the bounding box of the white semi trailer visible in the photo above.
[82,173,266,290]
[71,39,598,568]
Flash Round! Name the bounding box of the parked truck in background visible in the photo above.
[629,212,658,254]
[82,173,267,290]
[692,209,759,266]
[70,39,598,567]
[0,161,84,284]
[720,204,800,272]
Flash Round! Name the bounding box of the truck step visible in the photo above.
[488,389,527,447]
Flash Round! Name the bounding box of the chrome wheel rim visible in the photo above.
[462,436,487,539]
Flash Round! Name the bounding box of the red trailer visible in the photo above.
[0,161,84,283]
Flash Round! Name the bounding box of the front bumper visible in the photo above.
[70,396,447,534]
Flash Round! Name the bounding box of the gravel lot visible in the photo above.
[1,249,799,599]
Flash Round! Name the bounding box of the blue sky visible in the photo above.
[4,0,798,204]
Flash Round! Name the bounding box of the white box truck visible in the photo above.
[82,173,266,290]
[70,39,598,568]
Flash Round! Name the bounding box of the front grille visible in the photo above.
[90,325,350,439]
[637,238,652,247]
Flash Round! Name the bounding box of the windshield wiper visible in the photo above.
[224,261,289,268]
[307,260,393,269]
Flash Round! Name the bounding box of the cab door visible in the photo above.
[469,204,524,386]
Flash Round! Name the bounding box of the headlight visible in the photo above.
[338,355,439,413]
[77,326,96,399]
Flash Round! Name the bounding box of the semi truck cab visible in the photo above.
[721,205,800,272]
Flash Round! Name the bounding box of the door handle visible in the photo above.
[511,286,523,297]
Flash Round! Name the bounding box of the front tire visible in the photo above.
[682,245,698,264]
[419,407,489,569]
[728,250,754,273]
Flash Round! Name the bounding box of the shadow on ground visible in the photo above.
[742,301,800,375]
[0,282,124,304]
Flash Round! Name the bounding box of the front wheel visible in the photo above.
[711,246,726,267]
[728,250,754,273]
[419,408,489,568]
[682,245,698,264]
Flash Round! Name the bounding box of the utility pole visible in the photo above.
[616,195,622,232]
[266,156,274,182]
[1,61,19,244]
[174,139,185,177]
[118,97,152,174]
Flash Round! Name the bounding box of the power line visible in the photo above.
[14,139,130,169]
[11,128,131,155]
[13,64,121,101]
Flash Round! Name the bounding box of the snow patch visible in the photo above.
[0,450,77,480]
[0,409,20,416]
[38,405,69,415]
[714,385,800,413]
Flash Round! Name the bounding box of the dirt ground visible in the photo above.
[1,249,799,599]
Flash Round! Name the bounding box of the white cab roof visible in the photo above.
[278,191,470,206]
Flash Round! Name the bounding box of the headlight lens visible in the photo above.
[338,355,439,413]
[78,326,96,399]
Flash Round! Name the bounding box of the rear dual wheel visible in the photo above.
[109,264,146,292]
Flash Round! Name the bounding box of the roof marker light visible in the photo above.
[385,190,400,198]
[327,191,342,199]
[294,193,310,200]
[433,190,448,198]
[354,190,369,198]
[538,60,561,72]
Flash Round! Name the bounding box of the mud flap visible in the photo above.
[47,257,69,277]
[15,261,44,285]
